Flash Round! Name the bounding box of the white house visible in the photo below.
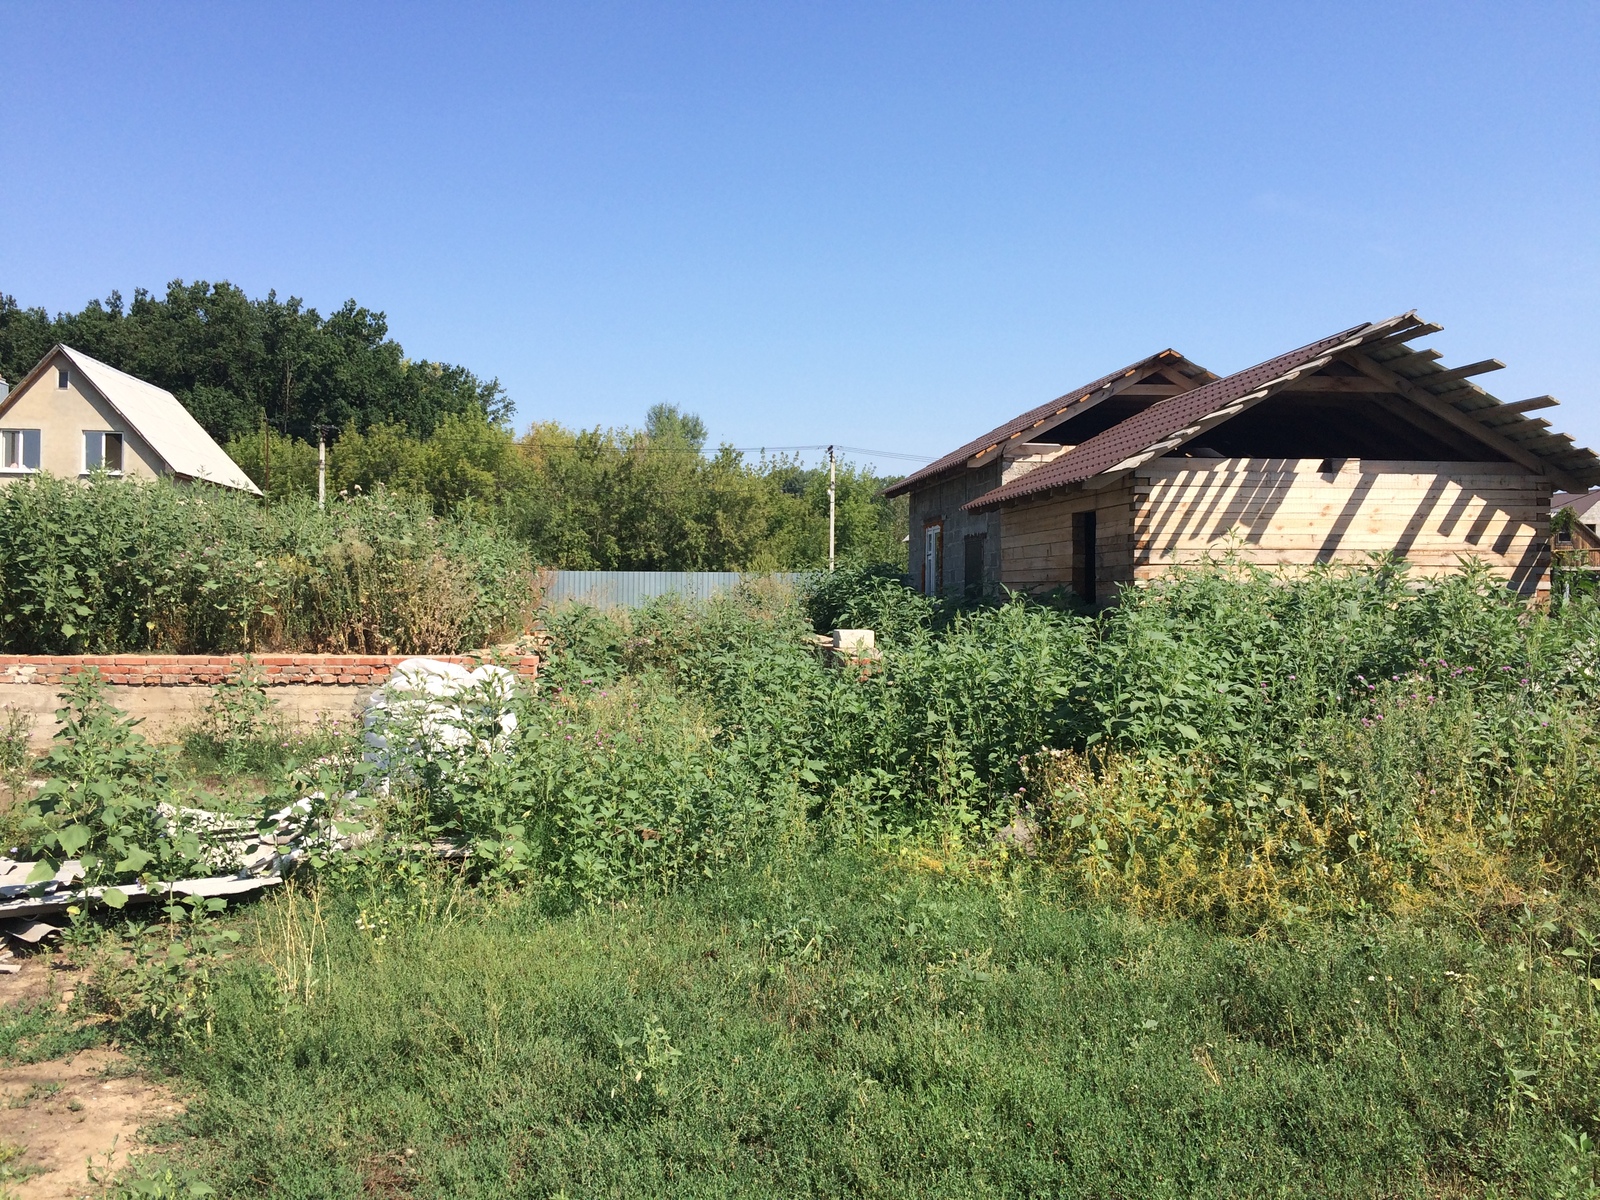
[0,344,260,494]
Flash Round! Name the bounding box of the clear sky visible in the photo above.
[2,2,1596,473]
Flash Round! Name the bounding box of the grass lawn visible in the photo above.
[119,851,1594,1199]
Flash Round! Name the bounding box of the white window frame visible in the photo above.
[1,429,41,472]
[83,430,124,475]
[923,522,943,597]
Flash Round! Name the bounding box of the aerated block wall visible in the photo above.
[0,654,540,747]
[0,654,541,687]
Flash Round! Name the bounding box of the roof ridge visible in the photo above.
[882,349,1212,499]
[961,315,1427,512]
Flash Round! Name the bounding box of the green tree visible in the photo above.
[0,282,509,443]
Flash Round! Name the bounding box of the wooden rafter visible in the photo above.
[1499,395,1559,414]
[1343,351,1582,490]
[1279,376,1397,393]
[1422,358,1506,383]
[965,365,1201,467]
[1359,321,1444,356]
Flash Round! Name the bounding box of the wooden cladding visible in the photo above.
[999,458,1550,598]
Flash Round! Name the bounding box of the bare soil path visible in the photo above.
[0,957,182,1200]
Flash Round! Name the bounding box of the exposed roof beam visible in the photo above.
[1280,376,1396,393]
[1118,383,1187,396]
[965,366,1201,467]
[1359,322,1444,356]
[1423,358,1506,384]
[1343,351,1581,490]
[1500,395,1559,414]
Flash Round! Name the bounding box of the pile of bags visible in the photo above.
[362,658,521,775]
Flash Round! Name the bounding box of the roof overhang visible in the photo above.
[881,349,1216,499]
[961,312,1600,513]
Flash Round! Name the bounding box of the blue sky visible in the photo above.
[2,2,1596,473]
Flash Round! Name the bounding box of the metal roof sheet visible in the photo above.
[57,346,261,494]
[962,312,1600,512]
[881,350,1214,498]
[1553,491,1600,523]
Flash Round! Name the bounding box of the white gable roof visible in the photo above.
[57,346,261,495]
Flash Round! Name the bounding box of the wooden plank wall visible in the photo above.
[999,478,1136,596]
[996,459,1551,598]
[1132,458,1550,595]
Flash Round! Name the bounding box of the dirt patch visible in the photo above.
[0,955,183,1198]
[0,1047,181,1199]
[0,956,58,1013]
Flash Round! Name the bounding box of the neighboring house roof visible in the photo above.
[963,312,1600,512]
[881,349,1216,499]
[1553,491,1600,526]
[4,345,260,494]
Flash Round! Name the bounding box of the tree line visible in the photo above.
[0,283,907,570]
[0,281,507,442]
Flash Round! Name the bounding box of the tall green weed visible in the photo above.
[0,474,533,653]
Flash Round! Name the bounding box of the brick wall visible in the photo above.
[0,654,540,688]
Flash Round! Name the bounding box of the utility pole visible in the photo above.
[314,422,330,509]
[261,411,270,498]
[827,445,837,572]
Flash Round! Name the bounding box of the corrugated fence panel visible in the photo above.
[542,571,809,608]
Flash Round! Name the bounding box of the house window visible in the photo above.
[923,522,943,597]
[84,431,124,473]
[57,366,69,389]
[1,430,40,471]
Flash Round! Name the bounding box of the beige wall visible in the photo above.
[997,458,1551,598]
[0,349,164,484]
[0,682,369,749]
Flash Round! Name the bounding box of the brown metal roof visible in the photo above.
[881,349,1215,498]
[962,317,1400,511]
[961,311,1600,511]
[1553,492,1600,524]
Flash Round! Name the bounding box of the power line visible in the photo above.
[731,443,934,462]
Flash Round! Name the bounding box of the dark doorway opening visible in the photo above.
[1072,510,1097,604]
[963,533,986,599]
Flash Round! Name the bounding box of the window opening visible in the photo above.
[1,430,40,470]
[1071,510,1097,604]
[963,533,986,600]
[57,366,69,389]
[923,523,943,597]
[85,431,124,473]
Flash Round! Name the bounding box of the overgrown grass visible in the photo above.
[0,473,534,654]
[127,856,1600,1198]
[25,561,1600,1196]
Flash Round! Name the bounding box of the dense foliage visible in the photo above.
[501,559,1600,943]
[0,282,508,443]
[12,561,1600,1195]
[223,411,908,570]
[1,284,910,570]
[0,474,533,654]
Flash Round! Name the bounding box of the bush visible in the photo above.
[0,474,535,654]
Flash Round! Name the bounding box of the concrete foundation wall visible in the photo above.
[0,652,540,748]
[1,683,371,748]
